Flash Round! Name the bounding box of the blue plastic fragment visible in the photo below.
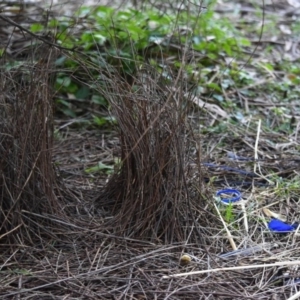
[268,219,295,233]
[216,189,241,204]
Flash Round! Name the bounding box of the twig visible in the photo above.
[0,224,22,240]
[241,202,248,233]
[162,260,300,279]
[287,291,300,300]
[253,119,261,174]
[4,245,182,297]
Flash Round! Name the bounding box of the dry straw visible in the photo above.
[163,260,300,279]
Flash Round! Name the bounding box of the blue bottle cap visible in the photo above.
[268,219,295,233]
[216,189,241,204]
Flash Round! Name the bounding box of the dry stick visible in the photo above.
[21,210,156,245]
[162,260,300,279]
[242,137,273,185]
[287,291,300,300]
[0,224,22,240]
[4,245,181,297]
[213,202,237,251]
[253,119,261,174]
[0,249,19,271]
[241,202,248,233]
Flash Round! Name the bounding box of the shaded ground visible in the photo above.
[1,0,300,299]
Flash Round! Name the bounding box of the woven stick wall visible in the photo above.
[96,66,205,243]
[0,40,60,244]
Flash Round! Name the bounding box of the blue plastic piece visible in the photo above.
[268,219,295,233]
[216,189,241,204]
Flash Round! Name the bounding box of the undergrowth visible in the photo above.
[29,2,251,122]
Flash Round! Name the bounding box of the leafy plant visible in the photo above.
[41,3,250,119]
[224,202,235,224]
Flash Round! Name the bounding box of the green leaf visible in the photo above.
[85,162,114,174]
[225,203,234,223]
[76,86,90,100]
[206,82,222,92]
[49,19,59,28]
[56,76,71,88]
[93,116,116,127]
[55,56,67,66]
[31,23,44,33]
[93,116,107,126]
[213,94,224,102]
[91,95,107,106]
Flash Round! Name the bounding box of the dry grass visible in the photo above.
[1,1,300,299]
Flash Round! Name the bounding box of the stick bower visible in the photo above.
[0,39,61,244]
[96,66,207,243]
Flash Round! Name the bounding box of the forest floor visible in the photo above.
[1,0,300,299]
